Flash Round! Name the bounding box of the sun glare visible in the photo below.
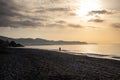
[76,0,101,18]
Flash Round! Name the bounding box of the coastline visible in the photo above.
[24,44,120,61]
[0,48,120,80]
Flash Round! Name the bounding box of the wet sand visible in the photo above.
[0,48,120,80]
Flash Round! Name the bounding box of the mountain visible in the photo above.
[0,36,89,45]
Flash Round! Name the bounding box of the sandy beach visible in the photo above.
[0,48,120,80]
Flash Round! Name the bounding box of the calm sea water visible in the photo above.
[25,44,120,60]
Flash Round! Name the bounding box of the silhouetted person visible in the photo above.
[59,47,62,51]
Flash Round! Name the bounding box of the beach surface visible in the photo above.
[0,48,120,80]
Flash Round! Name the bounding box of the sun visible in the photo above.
[76,0,101,17]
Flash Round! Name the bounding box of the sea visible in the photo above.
[24,44,120,60]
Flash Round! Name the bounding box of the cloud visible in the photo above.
[35,9,46,13]
[111,23,120,28]
[30,17,47,22]
[0,0,83,28]
[0,0,46,28]
[35,7,46,13]
[68,24,83,28]
[47,7,70,12]
[0,0,27,27]
[56,20,66,24]
[88,19,104,23]
[88,10,113,16]
[0,0,19,27]
[35,7,70,13]
[69,13,76,16]
[45,23,64,27]
[13,20,43,27]
[45,23,83,28]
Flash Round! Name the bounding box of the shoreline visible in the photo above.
[17,47,120,61]
[0,48,120,80]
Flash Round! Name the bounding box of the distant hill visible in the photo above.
[0,36,89,45]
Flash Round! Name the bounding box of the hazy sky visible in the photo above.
[0,0,120,43]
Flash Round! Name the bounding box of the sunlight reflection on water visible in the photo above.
[23,44,120,60]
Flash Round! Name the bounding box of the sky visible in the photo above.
[0,0,120,44]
